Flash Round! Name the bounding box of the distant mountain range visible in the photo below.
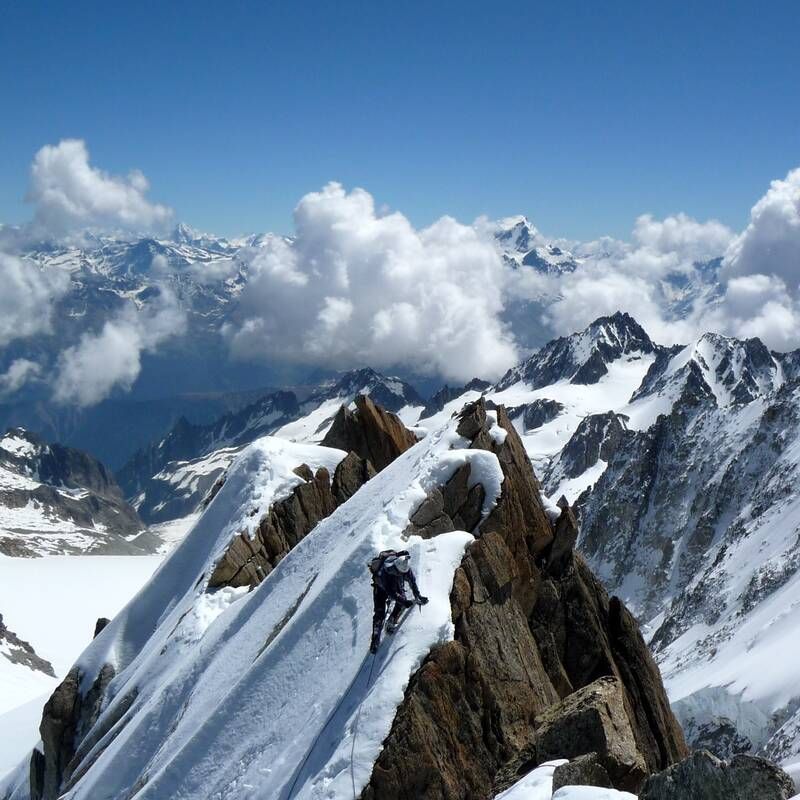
[0,217,724,469]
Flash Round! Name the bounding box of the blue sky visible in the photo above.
[1,0,799,240]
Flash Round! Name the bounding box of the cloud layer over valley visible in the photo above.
[1,138,800,406]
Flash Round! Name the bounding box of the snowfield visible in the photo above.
[0,554,162,778]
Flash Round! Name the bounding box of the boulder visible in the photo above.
[321,394,417,472]
[639,750,795,800]
[405,463,486,538]
[535,677,646,791]
[552,753,613,791]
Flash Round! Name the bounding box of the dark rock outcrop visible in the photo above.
[519,398,564,431]
[639,750,795,800]
[534,677,646,791]
[420,379,491,419]
[0,613,55,676]
[331,452,377,505]
[33,663,116,800]
[552,753,613,791]
[321,394,418,472]
[362,398,687,799]
[545,411,629,493]
[208,465,339,589]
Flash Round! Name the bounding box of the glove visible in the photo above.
[417,596,429,606]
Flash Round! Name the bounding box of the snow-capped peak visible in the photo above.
[631,330,783,411]
[492,215,580,275]
[496,312,656,390]
[308,367,424,412]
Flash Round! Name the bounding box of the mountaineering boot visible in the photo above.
[370,619,382,653]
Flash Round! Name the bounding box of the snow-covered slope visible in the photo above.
[0,554,161,779]
[0,429,148,557]
[1,417,504,799]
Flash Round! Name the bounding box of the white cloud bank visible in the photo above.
[0,359,42,395]
[0,252,69,346]
[723,167,800,287]
[543,168,800,351]
[226,183,519,382]
[27,139,172,238]
[53,280,186,407]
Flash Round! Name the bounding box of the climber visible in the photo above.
[369,549,428,653]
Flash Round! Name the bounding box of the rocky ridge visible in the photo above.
[3,396,688,800]
[362,399,686,798]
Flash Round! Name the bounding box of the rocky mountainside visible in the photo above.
[411,315,800,776]
[118,368,423,523]
[0,429,149,557]
[0,396,690,800]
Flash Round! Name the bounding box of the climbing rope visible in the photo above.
[350,652,379,800]
[284,652,372,800]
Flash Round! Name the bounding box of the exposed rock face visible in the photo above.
[544,411,629,493]
[420,378,490,419]
[33,663,116,800]
[639,750,795,800]
[519,399,564,431]
[93,618,111,639]
[552,753,613,791]
[362,398,686,800]
[208,464,339,589]
[404,463,486,538]
[534,677,646,791]
[0,612,55,676]
[331,451,377,504]
[321,394,418,472]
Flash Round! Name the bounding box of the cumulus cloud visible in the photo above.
[0,359,42,395]
[52,285,186,407]
[539,172,800,352]
[225,183,518,381]
[27,139,172,238]
[633,212,734,262]
[723,167,800,287]
[0,252,69,346]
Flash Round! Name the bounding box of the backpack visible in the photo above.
[368,549,409,580]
